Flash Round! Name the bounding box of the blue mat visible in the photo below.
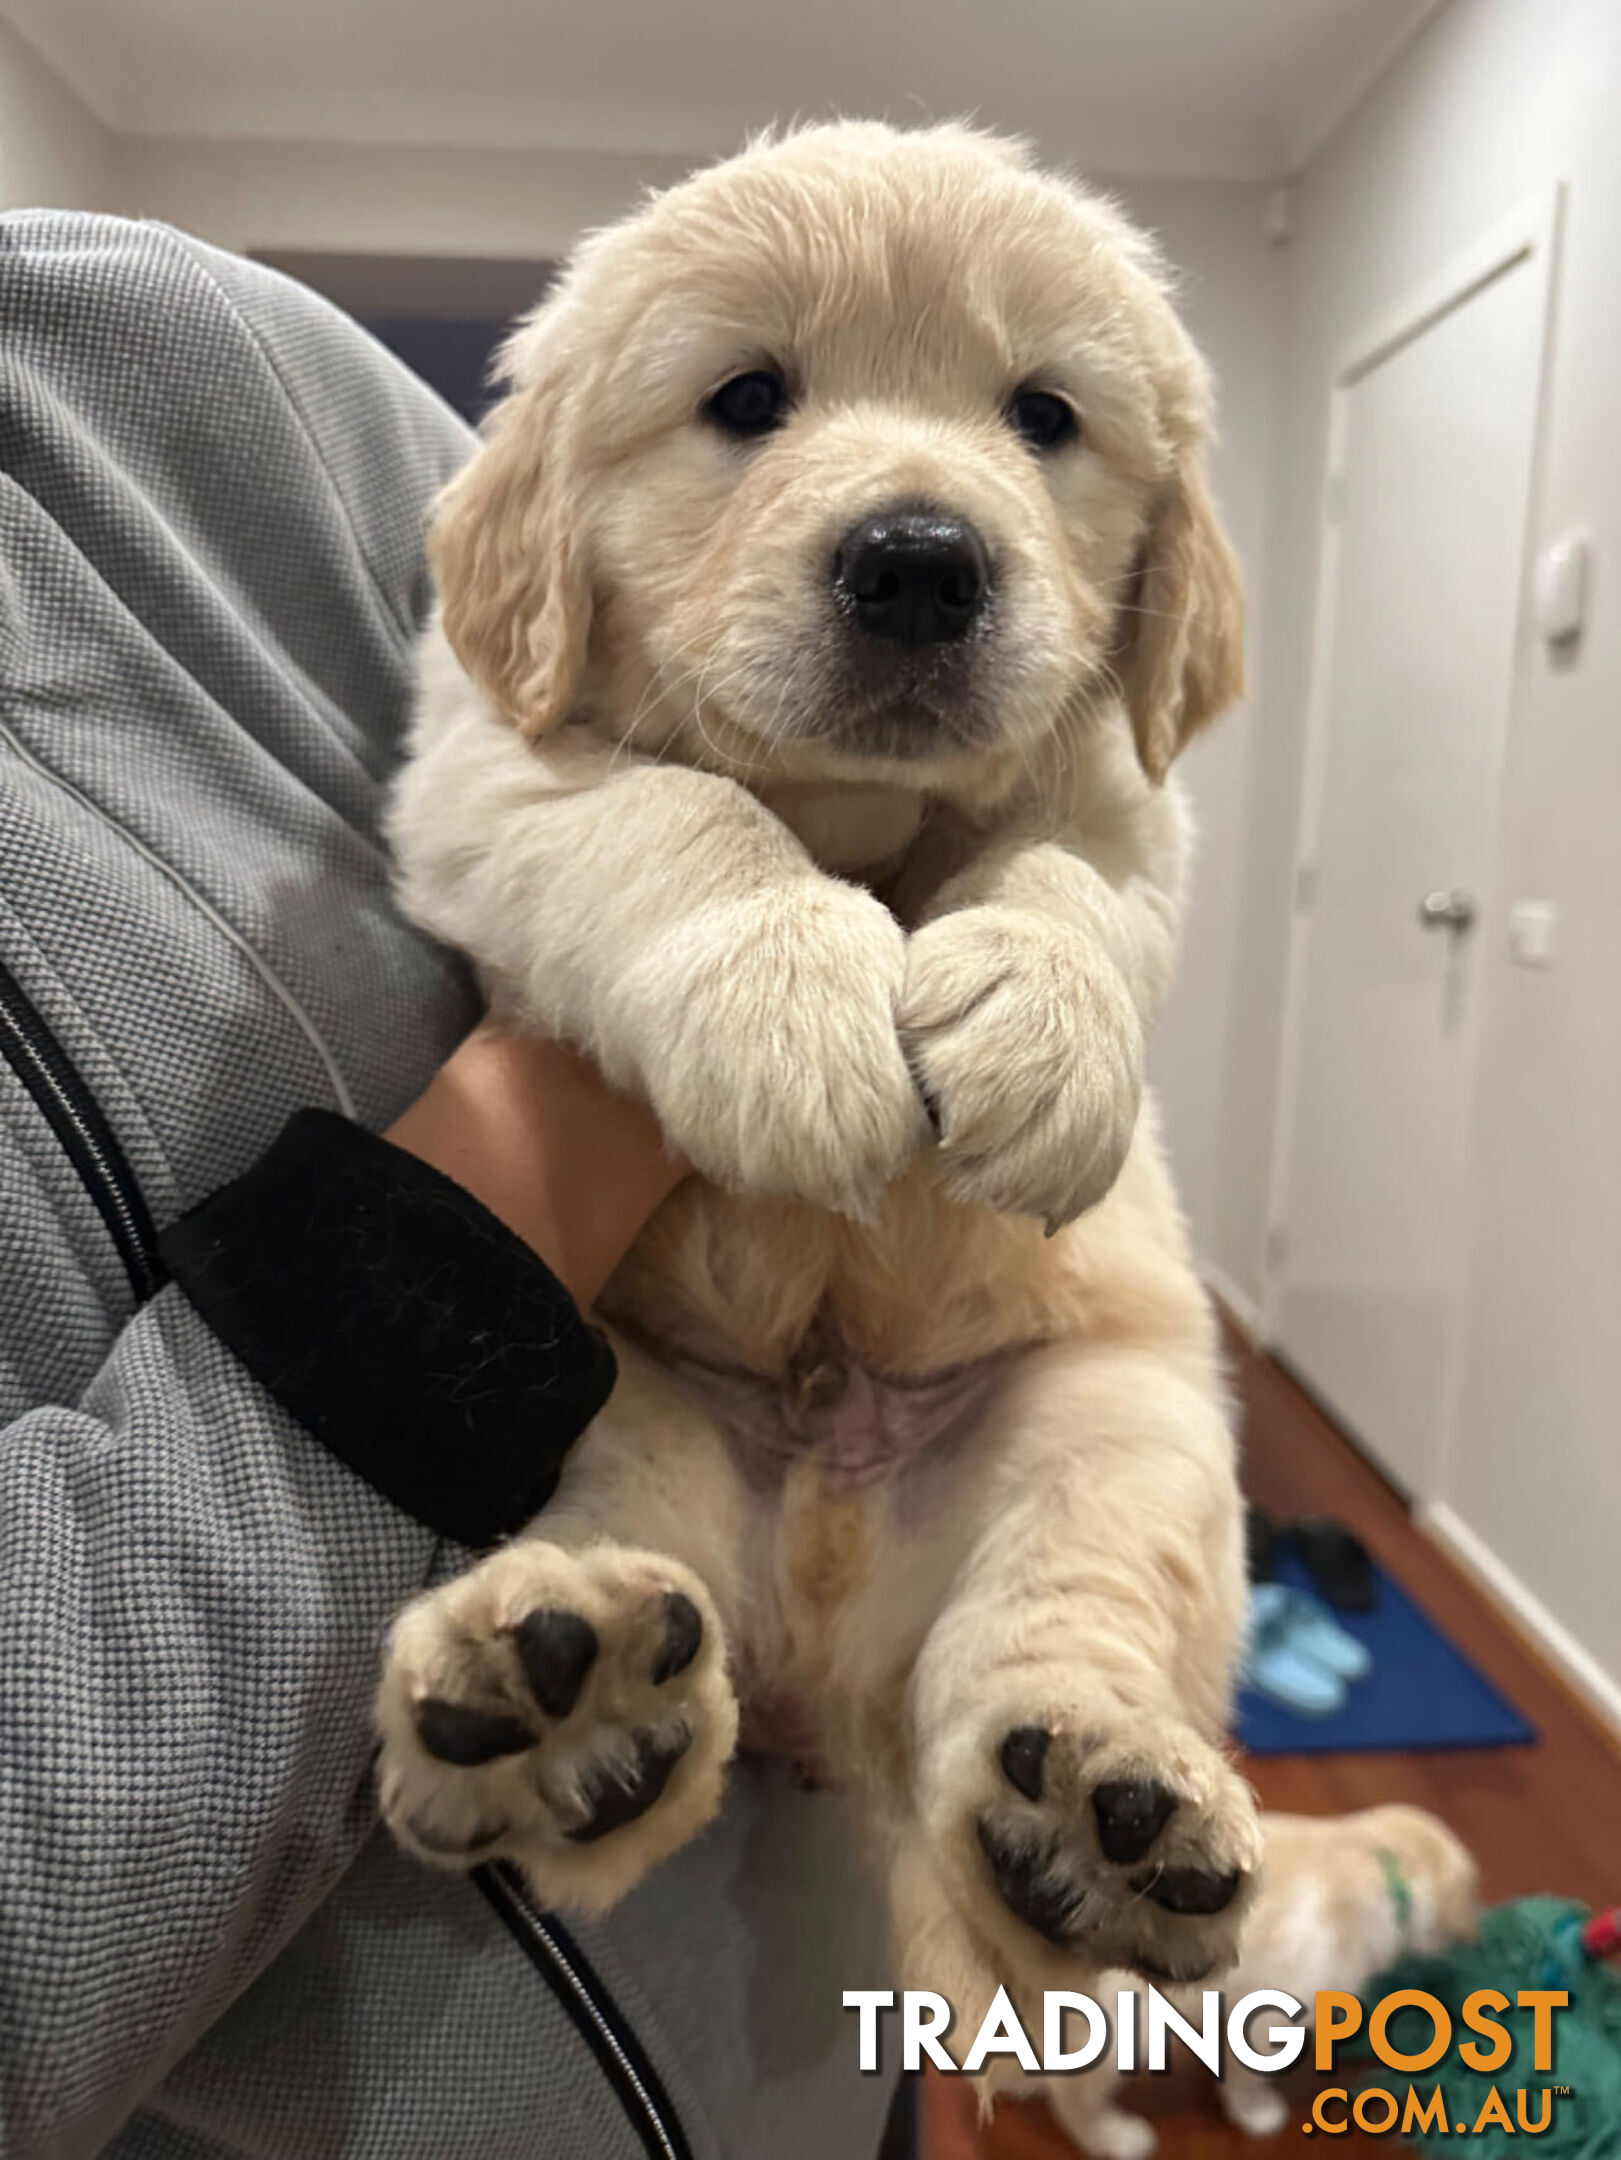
[1235,1548,1536,1755]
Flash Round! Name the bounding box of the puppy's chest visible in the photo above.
[755,778,926,879]
[605,1159,1084,1404]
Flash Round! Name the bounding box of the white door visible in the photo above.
[1270,199,1560,1499]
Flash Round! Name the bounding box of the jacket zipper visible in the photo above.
[475,1862,695,2160]
[0,955,163,1303]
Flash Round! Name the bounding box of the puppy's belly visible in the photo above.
[660,1333,1000,1633]
[654,1340,1007,1481]
[640,1337,998,1772]
[738,1449,942,1792]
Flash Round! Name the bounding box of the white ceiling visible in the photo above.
[4,0,1443,181]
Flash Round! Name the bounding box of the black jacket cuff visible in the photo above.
[159,1109,616,1547]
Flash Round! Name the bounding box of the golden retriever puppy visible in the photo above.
[376,119,1259,2013]
[1032,1806,1480,2157]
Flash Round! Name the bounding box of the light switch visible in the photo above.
[1534,532,1591,647]
[1508,898,1559,967]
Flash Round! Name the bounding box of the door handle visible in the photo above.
[1417,888,1477,932]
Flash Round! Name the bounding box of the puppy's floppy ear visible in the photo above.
[428,316,592,738]
[1115,452,1246,783]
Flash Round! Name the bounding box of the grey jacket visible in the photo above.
[0,212,890,2160]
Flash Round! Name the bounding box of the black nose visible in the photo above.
[833,511,989,647]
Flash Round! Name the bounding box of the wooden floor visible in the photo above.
[922,1321,1621,2160]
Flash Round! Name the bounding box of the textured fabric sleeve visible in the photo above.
[0,215,579,2160]
[159,1109,618,1548]
[0,1287,440,2160]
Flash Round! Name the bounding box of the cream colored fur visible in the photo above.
[376,120,1259,2017]
[1031,1806,1481,2158]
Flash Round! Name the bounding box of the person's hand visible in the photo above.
[386,1024,687,1307]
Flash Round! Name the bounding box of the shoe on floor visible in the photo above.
[1241,1582,1371,1717]
[1294,1515,1378,1612]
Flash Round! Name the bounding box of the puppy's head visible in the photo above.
[431,121,1244,794]
[1362,1805,1482,1955]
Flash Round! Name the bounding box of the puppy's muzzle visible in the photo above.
[833,509,989,648]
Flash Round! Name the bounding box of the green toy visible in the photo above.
[1359,1898,1621,2156]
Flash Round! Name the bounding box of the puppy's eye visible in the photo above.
[1008,388,1079,452]
[705,369,790,439]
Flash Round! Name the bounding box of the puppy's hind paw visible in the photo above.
[376,1541,738,1914]
[933,1704,1261,1987]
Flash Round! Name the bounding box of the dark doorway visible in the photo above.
[254,250,558,423]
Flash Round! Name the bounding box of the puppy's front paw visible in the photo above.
[1049,2096,1160,2160]
[640,879,926,1214]
[899,907,1144,1228]
[376,1541,738,1914]
[931,1703,1260,1987]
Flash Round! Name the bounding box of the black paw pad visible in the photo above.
[998,1725,1051,1803]
[1138,1864,1242,1915]
[567,1725,692,1844]
[512,1608,599,1720]
[415,1699,535,1766]
[976,1820,1082,1947]
[1092,1777,1178,1863]
[406,1811,509,1857]
[652,1592,703,1685]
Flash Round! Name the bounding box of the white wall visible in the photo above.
[1115,180,1283,1271]
[1235,0,1621,1702]
[118,136,691,258]
[0,14,120,209]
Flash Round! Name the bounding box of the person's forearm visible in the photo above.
[385,1025,687,1307]
[0,1292,438,2160]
